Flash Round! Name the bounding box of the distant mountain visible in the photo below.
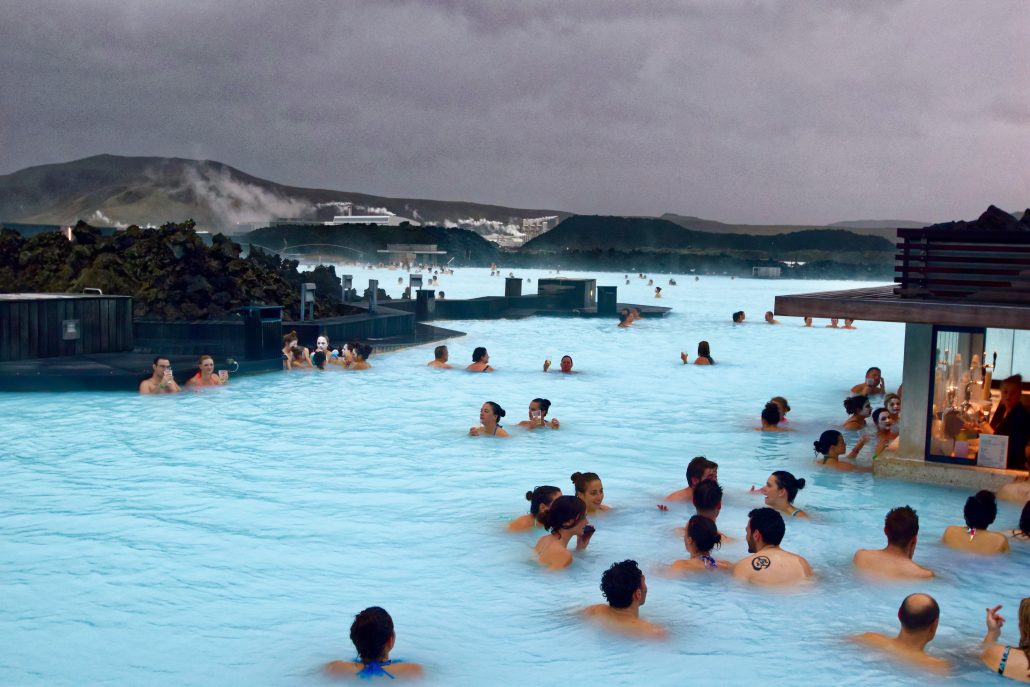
[829,219,929,230]
[660,213,912,241]
[0,154,570,236]
[523,215,895,254]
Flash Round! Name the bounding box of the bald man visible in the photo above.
[852,594,950,673]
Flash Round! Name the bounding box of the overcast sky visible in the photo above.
[1,0,1027,224]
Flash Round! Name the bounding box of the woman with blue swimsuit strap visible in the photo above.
[757,470,810,520]
[669,515,731,573]
[980,599,1030,682]
[325,607,424,680]
[469,401,509,438]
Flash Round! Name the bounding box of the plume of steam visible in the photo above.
[89,209,124,228]
[443,217,524,238]
[179,165,314,227]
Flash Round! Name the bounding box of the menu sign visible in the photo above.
[977,434,1009,469]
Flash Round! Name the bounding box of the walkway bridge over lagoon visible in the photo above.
[0,277,668,391]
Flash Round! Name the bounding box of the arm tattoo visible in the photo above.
[751,556,771,571]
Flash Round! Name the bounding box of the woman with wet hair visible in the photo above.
[756,470,809,519]
[770,396,791,423]
[572,471,610,513]
[348,344,373,370]
[534,495,592,569]
[884,393,902,428]
[812,430,870,472]
[695,341,715,365]
[759,402,791,432]
[518,398,560,430]
[980,597,1030,681]
[508,486,562,532]
[843,394,872,430]
[466,346,494,372]
[470,401,509,437]
[186,354,226,387]
[670,515,731,572]
[942,490,1010,555]
[871,407,898,456]
[325,606,423,679]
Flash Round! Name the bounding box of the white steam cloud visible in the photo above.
[180,166,314,227]
[443,217,524,238]
[89,209,124,228]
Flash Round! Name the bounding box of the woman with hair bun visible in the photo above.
[942,490,1009,555]
[508,486,562,532]
[469,401,509,437]
[670,515,731,572]
[813,430,871,472]
[571,471,610,513]
[534,495,593,569]
[756,470,809,518]
[843,394,872,430]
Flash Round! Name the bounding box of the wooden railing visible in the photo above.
[894,228,1030,304]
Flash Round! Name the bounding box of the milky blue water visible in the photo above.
[2,269,1027,686]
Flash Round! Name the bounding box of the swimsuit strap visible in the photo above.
[790,508,801,517]
[998,646,1011,675]
[699,554,718,569]
[355,659,397,680]
[967,527,976,540]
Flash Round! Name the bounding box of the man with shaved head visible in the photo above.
[853,593,950,673]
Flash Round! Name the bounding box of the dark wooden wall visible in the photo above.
[0,296,134,362]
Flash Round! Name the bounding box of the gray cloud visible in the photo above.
[0,0,1027,224]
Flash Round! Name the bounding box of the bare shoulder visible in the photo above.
[324,660,360,676]
[581,604,608,617]
[389,663,424,678]
[980,643,1004,670]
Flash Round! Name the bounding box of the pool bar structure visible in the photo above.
[0,277,668,391]
[775,223,1030,490]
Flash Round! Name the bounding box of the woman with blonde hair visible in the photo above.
[186,354,226,388]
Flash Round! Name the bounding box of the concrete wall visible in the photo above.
[898,323,933,460]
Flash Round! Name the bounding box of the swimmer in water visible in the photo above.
[852,594,949,674]
[852,366,886,396]
[466,347,494,372]
[842,394,872,430]
[693,340,714,365]
[812,430,870,472]
[665,456,718,503]
[826,317,840,328]
[348,344,372,370]
[769,396,790,423]
[764,311,780,324]
[582,560,666,638]
[469,401,509,438]
[732,507,813,586]
[871,407,897,456]
[942,490,1009,555]
[427,344,452,369]
[655,286,662,298]
[884,393,902,430]
[508,486,561,532]
[617,312,632,328]
[534,495,592,569]
[325,606,424,679]
[185,354,225,388]
[803,316,813,327]
[139,356,181,394]
[755,470,809,519]
[853,506,934,579]
[572,471,610,513]
[980,599,1030,681]
[732,311,745,324]
[543,355,575,373]
[1009,502,1030,541]
[843,318,857,329]
[670,515,730,573]
[289,344,313,369]
[758,402,792,432]
[517,398,560,430]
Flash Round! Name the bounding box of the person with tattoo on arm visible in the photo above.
[852,594,950,674]
[732,507,812,586]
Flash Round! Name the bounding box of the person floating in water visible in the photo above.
[732,311,746,323]
[655,286,662,298]
[466,347,494,372]
[581,560,667,638]
[517,398,560,430]
[665,456,718,503]
[812,430,869,472]
[764,311,779,324]
[852,366,886,396]
[669,515,730,573]
[853,506,934,579]
[325,606,424,679]
[682,340,714,366]
[803,316,813,327]
[852,594,949,674]
[427,344,452,369]
[534,495,593,569]
[508,486,561,532]
[758,402,791,432]
[732,507,813,586]
[470,401,509,437]
[572,471,610,513]
[842,394,872,430]
[843,318,857,329]
[942,490,1009,555]
[617,312,632,328]
[185,354,227,388]
[543,355,575,373]
[753,471,808,519]
[139,356,181,394]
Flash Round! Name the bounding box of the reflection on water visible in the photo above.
[1,269,1027,686]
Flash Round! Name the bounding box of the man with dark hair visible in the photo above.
[325,606,424,678]
[853,506,934,579]
[427,344,452,369]
[665,457,718,503]
[853,594,949,673]
[852,366,886,396]
[139,356,181,394]
[733,507,812,585]
[692,480,723,521]
[581,560,666,638]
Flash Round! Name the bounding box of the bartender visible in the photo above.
[980,374,1030,471]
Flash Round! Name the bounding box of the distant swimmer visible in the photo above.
[753,470,808,519]
[942,490,1009,555]
[764,311,780,324]
[466,346,494,372]
[582,560,667,638]
[853,506,934,579]
[427,344,453,369]
[852,594,949,674]
[139,356,181,394]
[813,429,870,472]
[758,402,792,432]
[803,316,813,327]
[980,600,1030,682]
[572,471,609,514]
[842,394,872,430]
[851,366,886,396]
[543,355,575,373]
[826,317,840,328]
[469,401,509,438]
[436,291,445,300]
[998,477,1030,504]
[508,485,561,532]
[630,307,643,322]
[665,456,718,503]
[732,311,745,323]
[517,398,560,430]
[617,312,632,328]
[694,340,714,365]
[769,396,790,423]
[348,344,373,370]
[655,286,662,298]
[325,606,424,679]
[669,515,731,573]
[289,345,313,369]
[534,495,593,569]
[185,354,226,388]
[732,507,813,585]
[843,318,857,329]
